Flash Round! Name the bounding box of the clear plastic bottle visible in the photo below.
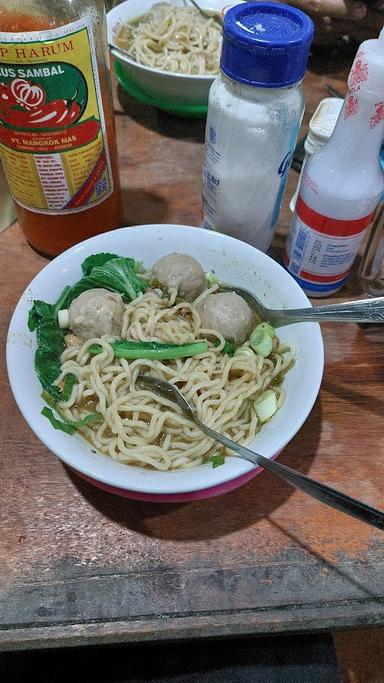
[284,28,384,297]
[201,2,314,253]
[0,0,122,256]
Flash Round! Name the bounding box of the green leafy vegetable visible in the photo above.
[54,285,72,313]
[29,287,74,332]
[81,252,143,276]
[222,341,236,356]
[35,352,63,398]
[88,343,105,355]
[89,339,208,360]
[28,300,55,331]
[61,373,77,401]
[36,320,65,355]
[211,454,225,468]
[28,285,75,397]
[81,252,120,275]
[69,257,149,303]
[213,339,236,356]
[29,254,149,398]
[29,301,66,399]
[41,390,56,408]
[91,257,148,299]
[41,407,103,434]
[41,407,77,434]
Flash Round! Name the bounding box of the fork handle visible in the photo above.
[199,421,384,531]
[272,297,384,325]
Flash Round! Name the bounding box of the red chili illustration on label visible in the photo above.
[0,77,83,130]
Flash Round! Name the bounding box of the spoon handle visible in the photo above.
[256,454,384,531]
[272,297,384,325]
[199,421,384,531]
[188,0,223,24]
[108,43,136,62]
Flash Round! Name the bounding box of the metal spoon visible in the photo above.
[188,0,223,25]
[108,43,136,62]
[137,373,384,531]
[221,284,384,326]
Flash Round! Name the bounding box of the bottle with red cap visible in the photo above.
[283,28,384,297]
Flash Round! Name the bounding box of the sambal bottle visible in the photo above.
[0,0,123,256]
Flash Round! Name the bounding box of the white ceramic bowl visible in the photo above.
[7,225,323,502]
[107,0,240,110]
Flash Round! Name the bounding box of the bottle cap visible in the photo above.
[220,2,314,88]
[308,97,344,142]
[348,27,384,97]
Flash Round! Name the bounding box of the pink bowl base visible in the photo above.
[69,452,281,502]
[71,467,259,501]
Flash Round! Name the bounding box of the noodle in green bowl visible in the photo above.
[107,0,245,113]
[113,2,222,76]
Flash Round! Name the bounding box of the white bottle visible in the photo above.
[289,97,344,212]
[201,2,314,253]
[284,28,384,297]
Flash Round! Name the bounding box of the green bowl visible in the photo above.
[115,61,208,119]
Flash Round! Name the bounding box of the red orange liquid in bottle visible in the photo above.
[0,2,122,256]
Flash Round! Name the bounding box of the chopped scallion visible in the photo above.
[250,323,275,357]
[58,309,70,329]
[205,271,220,285]
[211,454,225,468]
[254,390,278,423]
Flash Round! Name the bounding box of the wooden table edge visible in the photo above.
[2,603,384,651]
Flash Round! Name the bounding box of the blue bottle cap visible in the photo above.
[220,2,314,88]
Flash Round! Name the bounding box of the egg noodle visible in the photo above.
[55,287,294,471]
[113,2,222,75]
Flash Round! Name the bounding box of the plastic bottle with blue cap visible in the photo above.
[201,2,314,253]
[284,27,384,297]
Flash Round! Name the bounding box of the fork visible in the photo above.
[137,373,384,531]
[221,284,384,326]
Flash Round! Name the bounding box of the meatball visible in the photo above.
[68,288,124,340]
[196,292,253,344]
[152,253,206,302]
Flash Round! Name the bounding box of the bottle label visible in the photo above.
[284,195,374,293]
[0,18,113,214]
[202,159,220,227]
[202,118,296,251]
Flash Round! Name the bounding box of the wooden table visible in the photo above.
[1,65,384,652]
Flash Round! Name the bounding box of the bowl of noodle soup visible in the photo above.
[7,225,323,502]
[107,0,243,113]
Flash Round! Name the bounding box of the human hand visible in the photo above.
[287,0,384,44]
